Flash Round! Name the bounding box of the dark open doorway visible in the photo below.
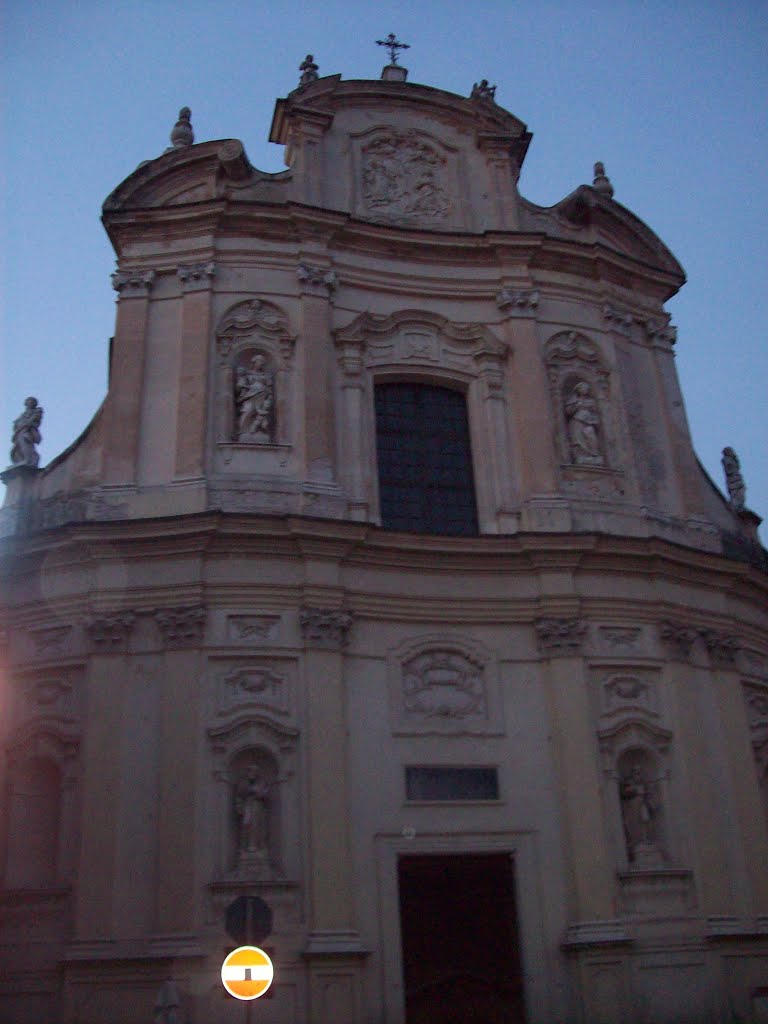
[398,852,526,1023]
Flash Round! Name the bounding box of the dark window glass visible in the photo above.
[374,382,478,536]
[405,766,499,801]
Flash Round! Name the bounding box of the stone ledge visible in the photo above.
[561,919,633,950]
[303,930,370,957]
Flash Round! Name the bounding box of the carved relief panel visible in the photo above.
[387,635,503,736]
[210,657,295,722]
[352,128,461,228]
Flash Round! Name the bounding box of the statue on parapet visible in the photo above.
[10,397,43,468]
[299,54,319,87]
[722,447,746,511]
[471,79,497,102]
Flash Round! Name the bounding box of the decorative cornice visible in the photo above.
[177,261,215,291]
[297,262,338,295]
[658,620,697,661]
[535,617,587,656]
[154,606,206,648]
[601,302,634,336]
[299,608,353,650]
[496,287,539,317]
[86,613,135,651]
[111,269,156,298]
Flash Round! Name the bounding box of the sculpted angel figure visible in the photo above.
[10,396,43,467]
[235,353,273,442]
[565,381,604,465]
[234,764,270,854]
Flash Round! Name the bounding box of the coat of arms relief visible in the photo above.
[360,131,452,224]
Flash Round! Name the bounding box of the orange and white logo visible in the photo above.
[221,945,274,1000]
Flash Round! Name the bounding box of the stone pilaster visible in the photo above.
[103,270,156,485]
[473,345,517,531]
[74,654,125,937]
[702,632,768,919]
[478,134,522,229]
[153,643,202,935]
[175,263,214,479]
[537,619,615,924]
[497,304,557,498]
[298,262,338,488]
[299,607,360,944]
[335,334,367,519]
[660,625,731,915]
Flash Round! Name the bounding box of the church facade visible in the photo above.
[1,55,767,1024]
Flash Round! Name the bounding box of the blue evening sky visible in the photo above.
[2,2,767,534]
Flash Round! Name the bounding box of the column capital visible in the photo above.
[177,261,215,292]
[299,608,352,650]
[111,269,156,298]
[535,617,587,656]
[297,262,337,297]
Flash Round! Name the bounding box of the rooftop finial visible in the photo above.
[592,161,614,199]
[376,32,409,65]
[299,54,319,87]
[170,107,194,149]
[471,79,497,103]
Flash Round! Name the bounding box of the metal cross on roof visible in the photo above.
[376,33,410,65]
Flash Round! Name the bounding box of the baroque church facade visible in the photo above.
[1,53,768,1024]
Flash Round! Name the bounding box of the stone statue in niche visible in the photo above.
[234,353,273,443]
[619,763,663,865]
[234,763,270,856]
[10,396,43,467]
[565,381,604,465]
[721,446,746,510]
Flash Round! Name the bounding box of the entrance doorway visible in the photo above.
[397,853,526,1023]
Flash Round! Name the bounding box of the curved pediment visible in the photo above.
[551,185,685,279]
[270,74,530,148]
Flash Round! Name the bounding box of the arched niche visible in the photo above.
[543,331,614,470]
[229,747,280,878]
[598,718,673,870]
[207,715,299,883]
[215,299,296,448]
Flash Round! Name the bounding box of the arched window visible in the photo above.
[5,757,61,889]
[375,382,478,536]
